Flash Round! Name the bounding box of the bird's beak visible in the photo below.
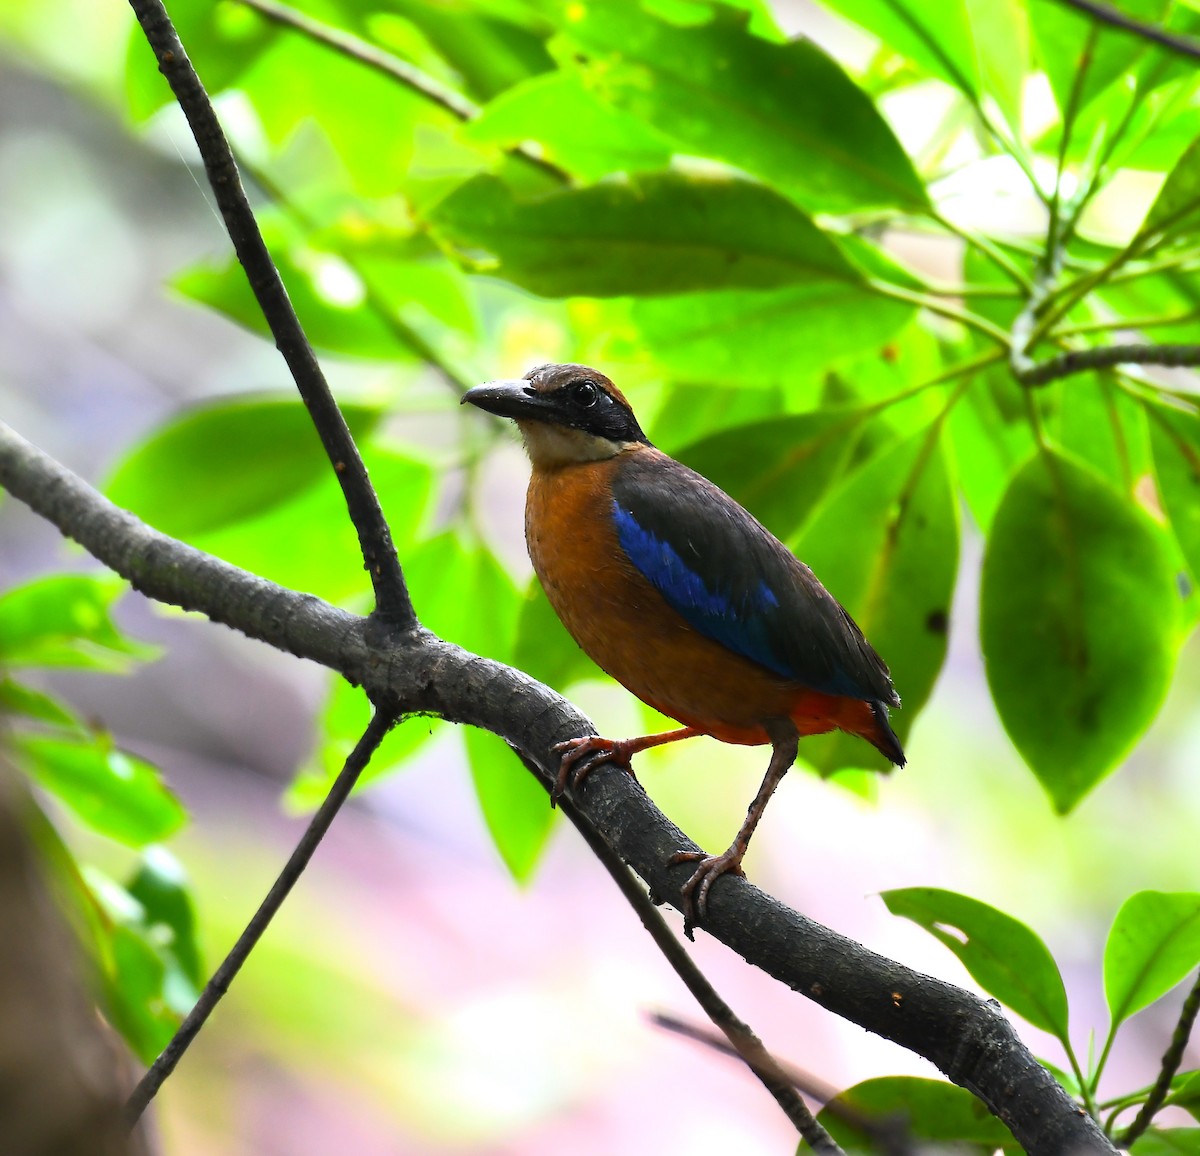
[461,379,553,422]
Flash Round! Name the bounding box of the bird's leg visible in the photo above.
[670,725,799,926]
[550,727,700,804]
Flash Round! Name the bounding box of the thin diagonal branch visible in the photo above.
[1053,0,1200,61]
[127,0,414,628]
[123,709,396,1124]
[1121,969,1200,1145]
[233,0,569,183]
[0,419,1117,1156]
[545,767,840,1151]
[651,1014,914,1156]
[1016,342,1200,387]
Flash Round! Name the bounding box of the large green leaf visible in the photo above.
[883,886,1070,1039]
[981,450,1183,812]
[425,171,860,297]
[1148,402,1200,579]
[1105,890,1200,1029]
[1142,134,1200,242]
[675,409,869,541]
[1052,375,1151,497]
[790,429,959,774]
[465,726,556,883]
[194,446,433,605]
[106,395,381,537]
[15,734,186,847]
[559,0,929,213]
[635,283,915,387]
[1029,0,1170,121]
[0,575,154,671]
[462,70,673,181]
[800,1076,1016,1153]
[1132,1130,1200,1156]
[823,0,1029,129]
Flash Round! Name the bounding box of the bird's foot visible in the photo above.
[550,735,636,805]
[667,848,746,931]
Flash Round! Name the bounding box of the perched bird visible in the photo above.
[463,363,903,921]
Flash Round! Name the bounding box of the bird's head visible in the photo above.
[461,363,649,468]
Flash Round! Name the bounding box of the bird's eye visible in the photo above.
[569,380,600,408]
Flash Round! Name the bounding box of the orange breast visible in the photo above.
[526,454,874,746]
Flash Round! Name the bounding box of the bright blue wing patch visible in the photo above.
[613,499,795,679]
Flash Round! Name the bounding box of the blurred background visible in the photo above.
[3,0,1200,1151]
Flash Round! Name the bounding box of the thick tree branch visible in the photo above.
[123,711,396,1125]
[127,0,414,628]
[0,421,1118,1156]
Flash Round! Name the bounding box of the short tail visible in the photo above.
[867,700,906,767]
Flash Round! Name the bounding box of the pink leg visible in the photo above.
[551,728,700,803]
[669,726,799,925]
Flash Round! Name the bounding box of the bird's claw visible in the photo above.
[668,848,746,931]
[549,736,633,805]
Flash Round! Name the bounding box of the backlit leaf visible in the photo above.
[981,450,1183,811]
[1105,890,1200,1029]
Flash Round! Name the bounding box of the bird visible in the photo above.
[462,363,903,922]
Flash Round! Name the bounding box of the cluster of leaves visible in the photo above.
[802,886,1200,1150]
[0,574,201,1061]
[5,0,1200,1142]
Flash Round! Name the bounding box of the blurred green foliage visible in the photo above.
[4,0,1200,1143]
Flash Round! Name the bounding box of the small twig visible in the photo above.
[1121,969,1200,1145]
[650,1013,914,1155]
[123,710,396,1124]
[1052,0,1200,61]
[516,751,840,1152]
[1016,342,1200,387]
[127,0,414,628]
[232,0,568,183]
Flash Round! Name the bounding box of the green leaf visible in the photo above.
[1167,1071,1200,1121]
[981,450,1183,812]
[175,235,470,362]
[823,0,1029,130]
[0,574,154,671]
[196,445,433,605]
[1142,133,1200,241]
[1150,404,1200,582]
[288,674,442,810]
[381,0,555,103]
[125,847,204,989]
[1030,0,1170,121]
[15,734,186,847]
[85,866,197,1063]
[0,678,80,728]
[462,70,673,181]
[1105,890,1200,1029]
[791,430,959,774]
[948,375,1036,532]
[675,409,869,540]
[799,1076,1015,1153]
[883,887,1070,1039]
[106,395,381,537]
[560,0,929,213]
[635,283,915,387]
[425,171,860,297]
[1052,375,1151,497]
[465,726,556,883]
[1131,1128,1200,1156]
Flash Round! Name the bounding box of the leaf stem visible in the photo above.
[865,280,1011,345]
